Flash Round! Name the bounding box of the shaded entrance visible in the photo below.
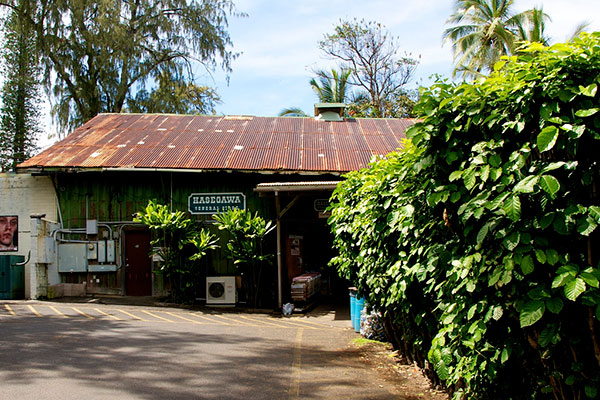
[255,181,345,308]
[124,230,152,296]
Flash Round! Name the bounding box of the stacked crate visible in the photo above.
[291,273,321,302]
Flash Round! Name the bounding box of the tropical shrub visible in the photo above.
[329,33,600,399]
[135,200,218,301]
[213,208,275,308]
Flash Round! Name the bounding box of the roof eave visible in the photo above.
[16,166,345,176]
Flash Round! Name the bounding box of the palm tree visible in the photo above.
[309,68,352,103]
[279,68,352,117]
[443,0,529,78]
[516,8,551,45]
[278,107,308,117]
[515,8,588,45]
[566,21,590,43]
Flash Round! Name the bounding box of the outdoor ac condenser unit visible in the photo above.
[206,276,237,305]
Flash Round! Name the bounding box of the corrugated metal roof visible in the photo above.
[18,113,414,173]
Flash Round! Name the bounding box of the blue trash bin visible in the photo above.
[354,297,365,332]
[349,288,357,329]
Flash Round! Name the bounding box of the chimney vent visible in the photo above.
[314,103,346,121]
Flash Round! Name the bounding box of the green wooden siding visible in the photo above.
[54,170,338,277]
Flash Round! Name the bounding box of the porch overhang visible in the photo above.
[255,181,341,310]
[254,181,341,193]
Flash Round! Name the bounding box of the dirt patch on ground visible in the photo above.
[352,339,449,400]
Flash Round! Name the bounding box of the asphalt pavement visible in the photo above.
[0,297,411,400]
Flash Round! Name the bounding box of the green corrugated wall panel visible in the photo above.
[55,171,283,275]
[57,171,277,227]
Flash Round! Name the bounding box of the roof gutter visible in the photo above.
[254,181,342,193]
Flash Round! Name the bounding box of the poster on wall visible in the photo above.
[0,215,18,251]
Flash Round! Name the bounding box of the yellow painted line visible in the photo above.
[164,312,207,324]
[189,313,230,325]
[94,308,123,321]
[141,310,174,323]
[117,309,148,321]
[49,306,68,318]
[27,305,43,317]
[211,314,258,326]
[289,328,304,399]
[4,304,15,316]
[240,315,297,329]
[72,307,94,319]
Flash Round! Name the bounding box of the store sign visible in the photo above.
[314,199,331,219]
[188,193,246,215]
[313,199,330,212]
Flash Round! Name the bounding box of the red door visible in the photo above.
[125,230,152,296]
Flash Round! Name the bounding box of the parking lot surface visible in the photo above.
[0,299,420,399]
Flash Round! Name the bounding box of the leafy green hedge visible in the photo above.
[328,33,600,399]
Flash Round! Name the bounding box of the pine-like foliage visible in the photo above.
[0,3,41,171]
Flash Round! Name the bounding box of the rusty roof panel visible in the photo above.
[105,147,133,166]
[63,147,100,166]
[284,146,302,170]
[358,119,380,136]
[18,113,414,173]
[338,150,359,171]
[331,120,350,135]
[365,135,388,153]
[303,150,323,171]
[302,133,322,150]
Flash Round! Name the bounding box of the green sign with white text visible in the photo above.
[188,193,246,215]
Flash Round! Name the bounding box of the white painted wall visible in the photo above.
[0,172,58,298]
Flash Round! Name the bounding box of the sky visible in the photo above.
[204,0,600,118]
[37,0,600,146]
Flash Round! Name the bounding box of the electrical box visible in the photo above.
[86,219,98,235]
[97,241,106,263]
[38,236,56,264]
[58,243,88,272]
[87,242,97,260]
[88,264,116,272]
[106,240,115,263]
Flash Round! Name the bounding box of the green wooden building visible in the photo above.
[17,108,414,307]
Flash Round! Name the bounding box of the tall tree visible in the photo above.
[0,0,241,134]
[319,19,419,118]
[127,72,221,115]
[443,0,529,78]
[0,0,40,171]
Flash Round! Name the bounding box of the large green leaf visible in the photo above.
[564,278,586,301]
[585,385,598,399]
[514,175,538,193]
[539,175,560,197]
[463,167,477,190]
[546,297,563,314]
[520,300,545,327]
[575,108,599,117]
[537,126,559,152]
[579,83,598,97]
[476,223,490,244]
[520,254,534,275]
[503,195,521,222]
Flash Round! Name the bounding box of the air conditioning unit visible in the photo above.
[206,276,237,305]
